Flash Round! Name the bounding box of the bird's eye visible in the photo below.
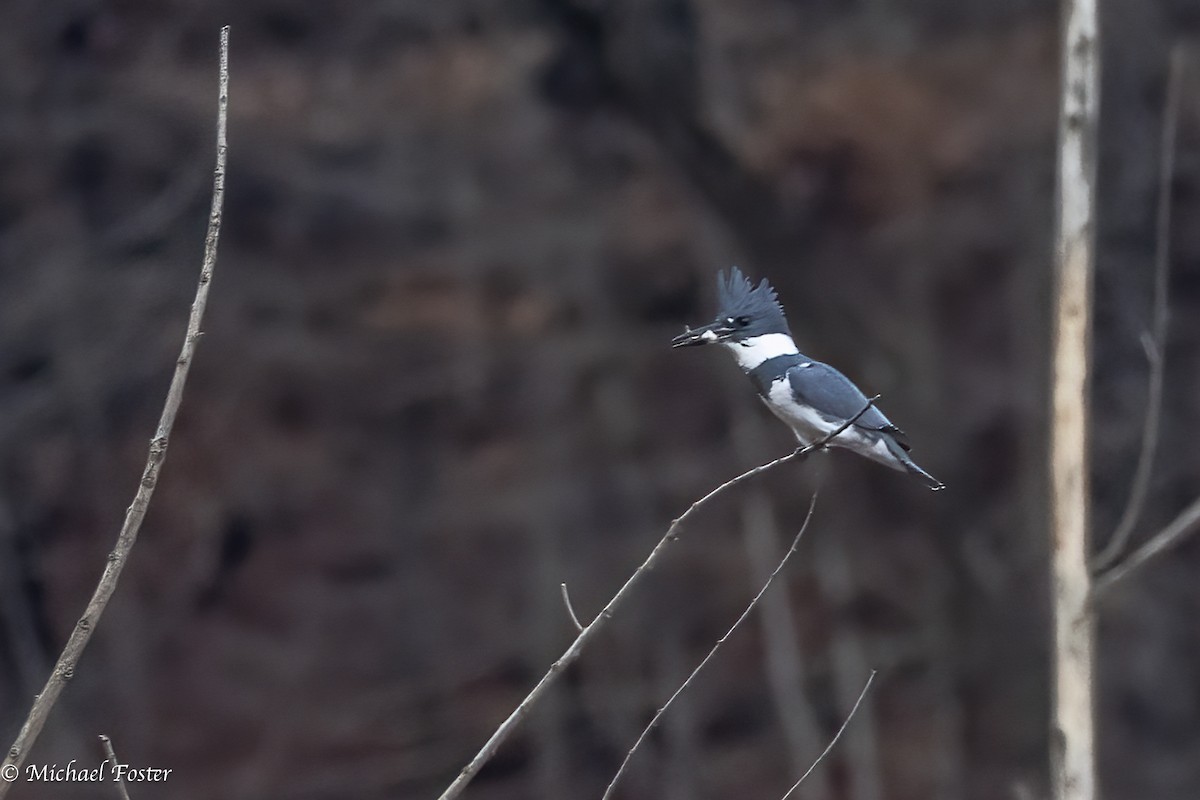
[734,316,750,327]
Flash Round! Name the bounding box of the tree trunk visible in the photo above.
[1049,1,1100,799]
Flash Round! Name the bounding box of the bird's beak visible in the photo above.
[671,321,732,348]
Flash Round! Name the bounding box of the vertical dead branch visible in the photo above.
[1092,45,1185,572]
[0,27,229,794]
[1049,1,1099,799]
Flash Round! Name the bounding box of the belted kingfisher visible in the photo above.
[672,268,944,491]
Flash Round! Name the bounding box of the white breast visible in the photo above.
[765,378,835,443]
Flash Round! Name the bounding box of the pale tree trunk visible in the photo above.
[1050,1,1099,800]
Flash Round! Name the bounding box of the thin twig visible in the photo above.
[98,735,132,800]
[601,492,820,800]
[779,670,878,800]
[1092,495,1200,601]
[1092,45,1185,572]
[436,398,879,800]
[0,27,228,792]
[560,583,584,632]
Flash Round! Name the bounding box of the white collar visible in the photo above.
[723,333,799,371]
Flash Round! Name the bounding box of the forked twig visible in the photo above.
[779,670,877,800]
[600,492,820,799]
[436,399,879,800]
[1092,45,1185,572]
[0,27,229,792]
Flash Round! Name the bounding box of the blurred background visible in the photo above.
[1,1,1200,798]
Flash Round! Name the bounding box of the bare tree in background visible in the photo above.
[1051,13,1200,800]
[1049,1,1099,799]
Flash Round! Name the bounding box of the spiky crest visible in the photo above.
[715,267,788,334]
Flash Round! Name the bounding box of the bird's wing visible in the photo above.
[786,361,910,449]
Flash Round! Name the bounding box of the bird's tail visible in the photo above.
[884,438,945,492]
[904,461,946,492]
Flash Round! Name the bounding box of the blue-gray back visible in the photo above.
[786,361,909,448]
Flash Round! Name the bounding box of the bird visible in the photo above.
[672,267,944,491]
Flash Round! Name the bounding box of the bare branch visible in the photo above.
[560,583,584,633]
[1092,45,1185,572]
[436,399,879,800]
[601,492,820,800]
[1092,495,1200,601]
[98,735,132,800]
[779,670,878,800]
[0,27,229,791]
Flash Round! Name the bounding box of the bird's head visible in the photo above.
[671,267,789,348]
